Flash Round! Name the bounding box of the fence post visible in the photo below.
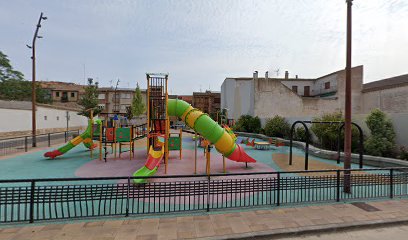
[48,133,51,147]
[207,175,210,212]
[336,170,340,202]
[29,180,36,223]
[25,136,28,152]
[276,173,281,206]
[64,131,67,142]
[390,169,394,199]
[126,177,130,217]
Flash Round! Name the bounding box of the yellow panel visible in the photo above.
[186,110,203,129]
[83,138,92,144]
[149,146,164,158]
[70,136,83,146]
[214,132,235,154]
[180,106,194,121]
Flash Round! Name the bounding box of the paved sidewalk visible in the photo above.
[1,199,408,240]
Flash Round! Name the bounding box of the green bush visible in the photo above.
[364,109,396,157]
[310,112,359,151]
[399,147,408,160]
[264,115,290,138]
[294,127,307,142]
[233,115,261,133]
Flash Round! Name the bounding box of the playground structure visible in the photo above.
[43,118,101,159]
[44,73,256,184]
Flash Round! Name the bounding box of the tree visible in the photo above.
[0,51,24,81]
[364,109,396,157]
[78,78,101,118]
[129,83,146,119]
[311,112,359,151]
[0,50,51,103]
[233,115,261,133]
[264,115,290,138]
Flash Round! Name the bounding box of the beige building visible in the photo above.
[221,66,363,122]
[97,87,147,116]
[39,81,85,104]
[221,66,408,146]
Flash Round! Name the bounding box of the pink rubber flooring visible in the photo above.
[75,147,275,180]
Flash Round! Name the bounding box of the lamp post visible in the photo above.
[344,0,353,193]
[27,12,47,147]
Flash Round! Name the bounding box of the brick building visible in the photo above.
[192,91,220,115]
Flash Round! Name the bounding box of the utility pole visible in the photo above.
[27,12,47,147]
[344,0,353,193]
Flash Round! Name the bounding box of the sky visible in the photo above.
[0,0,407,94]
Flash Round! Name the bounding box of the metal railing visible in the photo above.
[1,167,408,223]
[0,130,80,157]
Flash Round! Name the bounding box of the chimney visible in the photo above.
[285,71,289,79]
[295,75,298,79]
[253,71,258,80]
[265,71,269,79]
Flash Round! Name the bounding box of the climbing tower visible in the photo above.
[146,73,169,173]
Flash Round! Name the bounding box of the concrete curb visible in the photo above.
[236,132,408,169]
[199,216,408,240]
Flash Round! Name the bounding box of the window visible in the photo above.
[56,92,60,97]
[98,94,105,100]
[292,86,298,93]
[325,82,330,89]
[121,93,131,99]
[214,98,220,103]
[71,92,75,98]
[44,116,47,120]
[57,116,59,121]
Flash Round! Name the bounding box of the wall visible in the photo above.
[221,78,254,119]
[362,85,408,114]
[280,80,314,96]
[0,106,88,133]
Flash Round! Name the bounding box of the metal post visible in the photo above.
[336,170,341,202]
[207,175,210,212]
[28,12,47,148]
[24,136,28,152]
[64,131,67,142]
[47,133,51,147]
[194,132,197,174]
[276,173,281,206]
[29,180,36,223]
[390,169,394,199]
[344,0,353,193]
[126,177,130,216]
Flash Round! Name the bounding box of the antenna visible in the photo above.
[83,64,86,85]
[274,68,280,77]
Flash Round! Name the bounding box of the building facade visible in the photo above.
[221,66,363,123]
[97,87,147,116]
[221,66,408,146]
[192,91,220,115]
[39,81,85,104]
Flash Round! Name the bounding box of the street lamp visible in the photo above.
[27,12,47,147]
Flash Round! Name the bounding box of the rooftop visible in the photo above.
[363,74,408,92]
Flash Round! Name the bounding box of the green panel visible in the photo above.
[168,136,181,150]
[132,166,158,184]
[168,99,190,117]
[116,128,131,142]
[58,142,75,153]
[194,114,224,143]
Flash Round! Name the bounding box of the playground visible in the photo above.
[0,73,367,182]
[1,73,406,225]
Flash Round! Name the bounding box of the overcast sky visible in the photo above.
[1,0,407,94]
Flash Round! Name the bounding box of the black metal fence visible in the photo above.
[1,168,408,224]
[0,130,80,157]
